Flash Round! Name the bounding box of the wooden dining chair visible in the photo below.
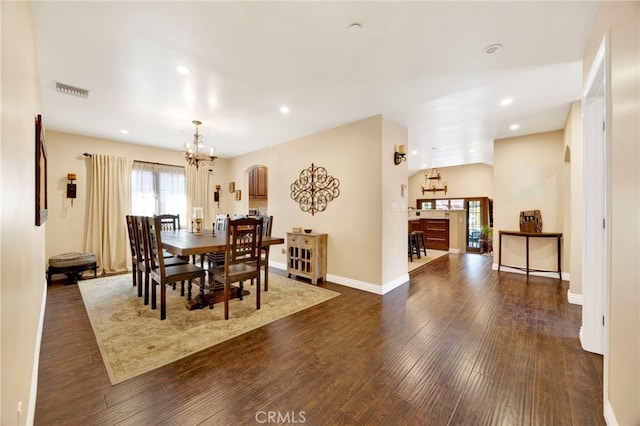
[210,217,263,320]
[252,215,273,291]
[146,216,206,320]
[155,214,180,230]
[135,216,188,306]
[205,214,230,269]
[126,215,140,291]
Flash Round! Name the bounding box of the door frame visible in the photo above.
[581,31,610,397]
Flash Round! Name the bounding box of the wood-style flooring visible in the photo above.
[35,254,604,425]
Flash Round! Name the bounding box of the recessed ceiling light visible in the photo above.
[176,65,190,75]
[484,43,503,54]
[500,98,513,106]
[510,124,520,130]
[120,129,129,134]
[279,105,290,114]
[348,23,362,33]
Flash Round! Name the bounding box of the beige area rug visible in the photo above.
[408,249,449,272]
[78,273,340,385]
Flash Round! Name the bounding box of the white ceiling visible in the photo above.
[32,1,598,174]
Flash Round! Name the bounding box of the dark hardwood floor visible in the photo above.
[35,254,604,425]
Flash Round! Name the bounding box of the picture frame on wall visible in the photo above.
[35,114,48,226]
[235,189,241,201]
[229,182,235,193]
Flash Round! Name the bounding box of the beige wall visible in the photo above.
[0,2,46,424]
[493,130,567,274]
[226,115,409,290]
[45,131,231,264]
[584,2,640,424]
[408,162,494,208]
[566,101,582,296]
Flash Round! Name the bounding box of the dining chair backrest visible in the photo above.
[224,217,263,269]
[155,214,180,230]
[257,215,273,237]
[146,216,167,274]
[215,213,229,232]
[126,215,139,258]
[136,215,153,269]
[126,215,141,290]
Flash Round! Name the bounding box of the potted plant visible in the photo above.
[480,225,493,254]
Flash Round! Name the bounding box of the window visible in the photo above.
[131,161,186,218]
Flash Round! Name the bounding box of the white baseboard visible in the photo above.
[449,248,461,254]
[604,398,619,425]
[492,263,570,282]
[26,280,48,426]
[567,289,583,305]
[269,261,403,295]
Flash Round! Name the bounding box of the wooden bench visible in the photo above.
[47,252,97,285]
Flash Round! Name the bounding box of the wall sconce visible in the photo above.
[214,184,221,207]
[394,145,407,165]
[66,173,77,206]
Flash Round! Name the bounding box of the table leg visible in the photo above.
[557,236,562,280]
[525,236,530,277]
[498,233,502,271]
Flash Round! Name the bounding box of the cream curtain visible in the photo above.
[186,166,215,231]
[85,154,132,274]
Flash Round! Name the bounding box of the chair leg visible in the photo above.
[238,282,244,301]
[143,270,150,306]
[136,268,142,298]
[132,266,137,287]
[151,277,157,309]
[264,252,269,291]
[408,235,414,261]
[256,274,261,311]
[160,282,167,320]
[224,282,229,320]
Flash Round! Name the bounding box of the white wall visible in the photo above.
[583,2,640,424]
[227,115,409,291]
[566,101,582,296]
[0,2,46,424]
[493,130,567,274]
[45,130,230,264]
[408,162,494,208]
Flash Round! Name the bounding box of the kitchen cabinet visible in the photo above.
[249,166,268,199]
[424,219,449,251]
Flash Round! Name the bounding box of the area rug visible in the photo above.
[408,249,449,272]
[78,273,340,385]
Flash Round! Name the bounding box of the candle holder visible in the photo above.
[192,207,204,235]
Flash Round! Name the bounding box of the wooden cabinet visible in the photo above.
[287,232,327,284]
[249,166,268,199]
[424,219,449,251]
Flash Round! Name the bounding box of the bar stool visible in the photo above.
[411,230,428,257]
[408,233,421,261]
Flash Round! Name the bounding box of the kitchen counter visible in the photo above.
[407,209,467,253]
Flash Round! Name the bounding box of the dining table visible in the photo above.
[160,228,285,308]
[161,228,284,257]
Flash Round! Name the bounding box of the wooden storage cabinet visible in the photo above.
[287,232,327,284]
[249,166,268,199]
[424,219,449,251]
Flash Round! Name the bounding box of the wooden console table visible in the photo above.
[498,231,563,279]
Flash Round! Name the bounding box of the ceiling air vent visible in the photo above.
[55,82,91,99]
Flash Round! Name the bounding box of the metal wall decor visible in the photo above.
[290,163,340,215]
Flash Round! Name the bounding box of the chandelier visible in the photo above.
[421,168,448,195]
[184,120,217,169]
